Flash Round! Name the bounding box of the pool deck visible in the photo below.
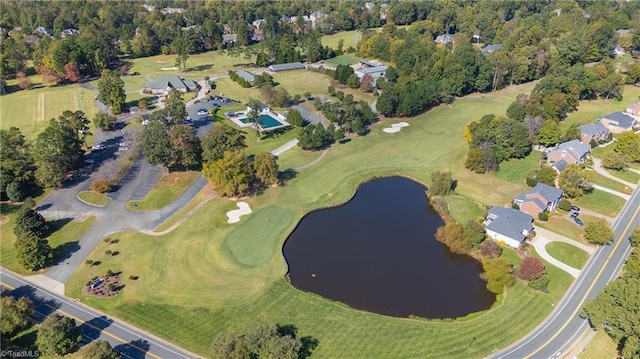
[227,110,291,131]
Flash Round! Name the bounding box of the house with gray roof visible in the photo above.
[551,159,568,173]
[547,139,591,170]
[598,111,636,133]
[355,65,388,81]
[268,62,305,72]
[579,123,609,144]
[435,34,454,45]
[626,102,640,117]
[482,44,503,56]
[310,10,327,26]
[483,206,534,249]
[514,183,563,217]
[235,70,256,85]
[143,76,198,95]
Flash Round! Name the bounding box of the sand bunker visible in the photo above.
[227,202,252,223]
[383,122,410,133]
[160,67,178,70]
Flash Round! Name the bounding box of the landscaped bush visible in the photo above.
[511,202,520,209]
[91,179,111,193]
[6,181,25,202]
[528,274,550,291]
[558,199,572,211]
[480,240,501,258]
[584,218,615,245]
[538,211,549,221]
[516,256,546,281]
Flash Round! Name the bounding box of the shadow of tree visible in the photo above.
[278,168,298,186]
[50,241,81,266]
[114,339,151,359]
[77,315,114,343]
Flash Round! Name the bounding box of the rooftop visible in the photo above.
[268,62,305,72]
[485,206,534,242]
[579,122,609,136]
[356,65,388,74]
[601,111,636,128]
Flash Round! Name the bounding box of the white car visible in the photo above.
[84,159,95,164]
[91,144,104,151]
[197,109,208,116]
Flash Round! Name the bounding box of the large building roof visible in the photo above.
[548,139,590,163]
[515,183,563,208]
[235,70,255,83]
[144,76,197,91]
[268,62,305,72]
[356,65,388,75]
[485,206,534,242]
[601,111,636,129]
[579,122,609,136]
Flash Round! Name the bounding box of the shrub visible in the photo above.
[525,171,538,187]
[106,269,114,276]
[85,259,94,266]
[105,250,112,256]
[589,139,598,148]
[584,218,615,245]
[138,98,150,110]
[129,275,138,280]
[511,202,520,209]
[516,256,546,281]
[538,211,549,221]
[528,274,550,291]
[558,199,572,211]
[303,92,311,99]
[480,240,501,258]
[91,180,111,193]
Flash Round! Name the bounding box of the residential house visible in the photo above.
[36,26,53,37]
[483,206,534,249]
[547,139,591,171]
[235,70,256,86]
[435,34,454,45]
[359,60,382,68]
[161,7,184,15]
[141,4,155,12]
[481,44,503,56]
[626,102,640,117]
[612,45,625,57]
[365,2,375,11]
[598,111,637,133]
[251,19,266,42]
[222,25,237,45]
[60,28,79,38]
[143,76,198,95]
[268,62,305,72]
[380,4,389,20]
[513,183,564,217]
[355,66,388,81]
[579,123,609,144]
[310,10,327,27]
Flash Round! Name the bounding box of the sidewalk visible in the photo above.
[270,139,299,156]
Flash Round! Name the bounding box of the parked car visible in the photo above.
[574,217,584,226]
[91,144,104,151]
[570,212,579,218]
[84,159,95,164]
[197,109,208,116]
[571,206,580,212]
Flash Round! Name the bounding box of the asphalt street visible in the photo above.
[492,186,640,359]
[0,268,200,359]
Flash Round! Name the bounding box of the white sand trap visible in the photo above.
[160,67,178,70]
[383,122,410,133]
[227,202,252,223]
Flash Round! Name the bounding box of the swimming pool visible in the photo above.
[240,114,284,128]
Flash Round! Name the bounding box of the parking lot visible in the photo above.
[185,96,235,137]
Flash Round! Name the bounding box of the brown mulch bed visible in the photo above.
[82,274,122,298]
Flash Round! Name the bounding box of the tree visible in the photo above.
[93,113,117,131]
[0,295,34,336]
[537,120,561,147]
[558,164,590,198]
[6,181,25,202]
[601,151,629,170]
[202,150,254,197]
[246,99,263,139]
[558,199,572,211]
[201,125,246,163]
[463,220,486,248]
[435,223,471,254]
[16,71,32,90]
[563,124,581,142]
[15,231,52,271]
[168,124,201,169]
[78,340,121,359]
[64,62,81,83]
[625,62,640,84]
[584,218,615,245]
[480,240,501,259]
[13,204,48,238]
[33,117,85,188]
[287,109,304,127]
[142,119,172,167]
[582,276,640,358]
[165,88,187,124]
[211,323,304,359]
[254,152,279,186]
[516,256,546,281]
[36,314,82,355]
[97,69,126,114]
[536,166,558,186]
[91,180,111,193]
[614,131,640,162]
[0,127,35,194]
[430,171,453,196]
[480,257,514,294]
[360,73,375,92]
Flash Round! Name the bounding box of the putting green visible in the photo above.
[224,206,294,267]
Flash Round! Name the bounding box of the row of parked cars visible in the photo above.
[569,206,583,226]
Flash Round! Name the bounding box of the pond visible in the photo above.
[282,176,495,319]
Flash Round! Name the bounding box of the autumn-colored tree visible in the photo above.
[254,152,279,186]
[435,223,472,254]
[37,66,62,85]
[16,72,32,90]
[480,240,501,259]
[480,257,515,294]
[64,62,81,83]
[90,179,111,193]
[516,256,546,281]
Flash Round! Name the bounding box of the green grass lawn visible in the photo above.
[129,50,255,76]
[326,54,358,65]
[321,30,365,50]
[536,216,584,241]
[574,189,626,217]
[560,85,640,131]
[545,242,589,269]
[63,81,581,358]
[77,191,111,207]
[127,171,199,211]
[608,168,640,184]
[492,151,541,184]
[276,146,322,170]
[0,79,99,140]
[0,211,95,275]
[578,330,618,359]
[443,194,486,224]
[586,171,630,193]
[243,127,302,157]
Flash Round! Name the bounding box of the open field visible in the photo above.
[276,146,323,170]
[321,30,364,50]
[64,81,583,358]
[560,85,640,131]
[578,330,617,359]
[492,151,540,184]
[326,53,358,65]
[127,171,199,211]
[77,191,111,207]
[0,78,99,140]
[443,194,486,224]
[128,50,255,76]
[545,241,589,269]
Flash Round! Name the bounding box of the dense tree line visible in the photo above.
[315,92,376,135]
[142,107,201,170]
[582,227,640,359]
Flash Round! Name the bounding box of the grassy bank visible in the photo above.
[77,191,111,207]
[127,171,199,211]
[545,242,589,269]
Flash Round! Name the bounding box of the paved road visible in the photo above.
[0,269,200,359]
[492,186,640,359]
